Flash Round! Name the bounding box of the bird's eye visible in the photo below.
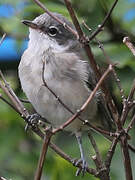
[48,26,58,37]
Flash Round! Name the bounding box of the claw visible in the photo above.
[25,113,41,131]
[75,158,88,176]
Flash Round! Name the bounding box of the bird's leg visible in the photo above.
[75,133,88,176]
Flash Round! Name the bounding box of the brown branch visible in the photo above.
[64,0,84,40]
[0,73,47,139]
[105,138,118,168]
[123,37,135,56]
[34,129,52,180]
[96,38,126,104]
[64,0,101,80]
[95,39,127,130]
[96,63,134,180]
[126,113,135,133]
[88,132,104,170]
[0,79,23,114]
[121,80,135,125]
[34,128,97,176]
[42,60,77,118]
[88,131,110,180]
[120,136,133,180]
[120,102,130,127]
[80,64,112,111]
[0,71,28,117]
[89,0,118,41]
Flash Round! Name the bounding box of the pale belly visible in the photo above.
[19,70,97,133]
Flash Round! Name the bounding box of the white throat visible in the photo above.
[28,28,69,54]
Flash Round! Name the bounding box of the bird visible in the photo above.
[19,12,114,175]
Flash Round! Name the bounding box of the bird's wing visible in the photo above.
[85,63,115,132]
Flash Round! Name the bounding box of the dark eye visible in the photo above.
[48,26,58,36]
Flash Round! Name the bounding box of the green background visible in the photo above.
[0,0,135,179]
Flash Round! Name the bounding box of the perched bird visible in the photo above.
[19,12,113,175]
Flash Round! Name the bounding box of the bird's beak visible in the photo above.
[21,20,39,29]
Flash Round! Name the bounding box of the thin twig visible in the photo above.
[0,79,24,114]
[123,37,135,56]
[89,0,118,41]
[126,113,135,133]
[42,60,76,117]
[95,38,128,131]
[34,129,52,180]
[64,0,101,79]
[88,132,104,170]
[121,80,135,125]
[105,138,118,168]
[64,0,84,40]
[80,65,113,112]
[0,71,28,117]
[96,55,134,180]
[120,136,133,180]
[96,38,126,103]
[82,21,120,128]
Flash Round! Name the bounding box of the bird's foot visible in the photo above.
[73,158,88,176]
[25,113,43,131]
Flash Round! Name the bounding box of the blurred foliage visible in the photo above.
[0,0,135,180]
